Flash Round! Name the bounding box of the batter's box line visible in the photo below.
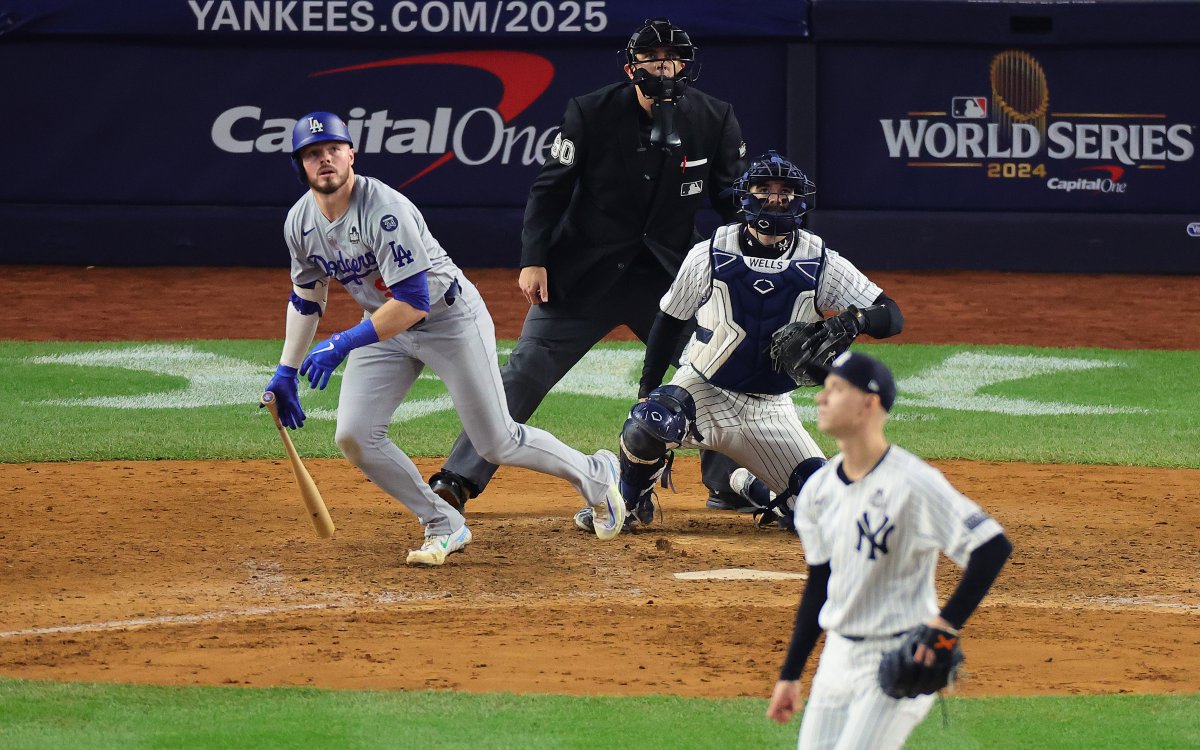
[0,600,353,640]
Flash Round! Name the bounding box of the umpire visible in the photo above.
[429,18,748,513]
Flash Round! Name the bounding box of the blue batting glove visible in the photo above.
[263,364,306,429]
[300,334,352,390]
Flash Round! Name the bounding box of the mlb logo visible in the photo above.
[681,180,703,197]
[951,97,988,119]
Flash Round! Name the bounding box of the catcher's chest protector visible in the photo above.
[691,226,826,394]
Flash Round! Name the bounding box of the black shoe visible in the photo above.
[429,472,469,512]
[705,491,758,514]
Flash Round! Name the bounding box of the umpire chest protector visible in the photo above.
[689,225,826,394]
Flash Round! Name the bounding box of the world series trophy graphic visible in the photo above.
[990,49,1049,149]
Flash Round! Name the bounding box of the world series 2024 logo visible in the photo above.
[880,49,1196,195]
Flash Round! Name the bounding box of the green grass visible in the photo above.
[2,337,1198,746]
[1,679,1196,750]
[0,340,1195,467]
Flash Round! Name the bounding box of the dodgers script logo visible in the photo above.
[311,249,379,286]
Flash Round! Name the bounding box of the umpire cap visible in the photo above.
[808,351,896,411]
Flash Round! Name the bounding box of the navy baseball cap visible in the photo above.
[808,351,896,411]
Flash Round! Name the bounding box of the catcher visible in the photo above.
[575,150,903,534]
[766,352,1012,749]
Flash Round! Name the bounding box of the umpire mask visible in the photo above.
[625,18,698,148]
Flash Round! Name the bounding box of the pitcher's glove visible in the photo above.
[878,625,964,699]
[769,308,866,387]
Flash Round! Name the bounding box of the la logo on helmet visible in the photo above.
[308,118,325,134]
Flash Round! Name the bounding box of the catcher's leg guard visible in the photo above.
[756,457,827,531]
[788,457,827,497]
[618,386,698,523]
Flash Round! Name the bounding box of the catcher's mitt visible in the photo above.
[877,625,964,699]
[769,309,862,386]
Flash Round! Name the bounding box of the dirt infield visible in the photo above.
[1,267,1198,698]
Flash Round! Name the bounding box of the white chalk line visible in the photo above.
[989,594,1200,613]
[4,590,1196,640]
[0,601,347,639]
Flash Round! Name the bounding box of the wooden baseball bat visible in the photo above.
[260,390,335,538]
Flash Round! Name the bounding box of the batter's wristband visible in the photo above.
[338,319,381,351]
[275,364,299,378]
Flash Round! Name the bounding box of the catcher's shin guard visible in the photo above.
[618,430,673,525]
[756,457,826,531]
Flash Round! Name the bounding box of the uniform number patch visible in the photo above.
[681,180,703,196]
[550,132,575,166]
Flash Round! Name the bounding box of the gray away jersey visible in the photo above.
[794,445,1004,638]
[284,175,460,311]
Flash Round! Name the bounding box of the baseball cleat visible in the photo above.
[724,468,772,508]
[406,524,472,566]
[706,491,758,513]
[574,506,597,532]
[574,506,637,534]
[590,449,627,541]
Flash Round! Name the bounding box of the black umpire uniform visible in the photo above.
[433,50,747,505]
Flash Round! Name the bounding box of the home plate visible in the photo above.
[674,568,807,581]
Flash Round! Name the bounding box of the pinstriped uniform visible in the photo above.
[792,446,1005,749]
[657,225,882,496]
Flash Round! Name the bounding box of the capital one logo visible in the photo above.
[211,51,557,187]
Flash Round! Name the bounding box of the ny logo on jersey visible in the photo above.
[389,240,414,268]
[856,512,895,560]
[307,117,325,134]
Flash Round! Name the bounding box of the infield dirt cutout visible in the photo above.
[1,267,1197,698]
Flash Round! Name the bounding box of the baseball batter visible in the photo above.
[766,352,1011,749]
[262,112,626,565]
[576,151,904,534]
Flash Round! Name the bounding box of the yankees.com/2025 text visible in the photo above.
[188,0,609,34]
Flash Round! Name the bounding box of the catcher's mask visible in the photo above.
[624,18,699,102]
[734,151,816,237]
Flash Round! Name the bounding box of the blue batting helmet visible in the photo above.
[290,112,354,181]
[733,151,816,237]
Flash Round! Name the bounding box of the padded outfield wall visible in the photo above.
[0,0,805,268]
[800,0,1200,272]
[1,0,1197,272]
